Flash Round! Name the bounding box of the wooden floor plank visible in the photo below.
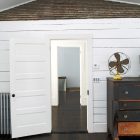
[52,91,86,133]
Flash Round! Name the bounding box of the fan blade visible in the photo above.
[109,61,117,68]
[114,53,120,62]
[117,65,124,73]
[120,58,129,65]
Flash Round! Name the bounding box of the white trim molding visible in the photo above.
[46,34,93,133]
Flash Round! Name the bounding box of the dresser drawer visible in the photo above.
[119,101,140,110]
[117,111,140,121]
[115,83,140,100]
[118,122,140,136]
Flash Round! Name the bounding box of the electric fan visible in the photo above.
[108,52,130,80]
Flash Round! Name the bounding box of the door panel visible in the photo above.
[10,39,51,138]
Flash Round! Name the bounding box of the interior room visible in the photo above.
[0,0,140,140]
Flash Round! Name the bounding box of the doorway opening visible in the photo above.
[51,40,88,133]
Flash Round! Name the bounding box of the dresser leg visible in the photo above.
[114,137,119,140]
[113,122,119,140]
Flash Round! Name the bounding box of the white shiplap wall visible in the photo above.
[0,18,140,133]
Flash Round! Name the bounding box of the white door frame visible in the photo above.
[51,40,86,106]
[47,34,93,133]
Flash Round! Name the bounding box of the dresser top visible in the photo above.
[107,77,140,82]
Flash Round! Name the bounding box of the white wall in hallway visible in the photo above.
[0,18,140,132]
[51,39,88,107]
[58,47,80,88]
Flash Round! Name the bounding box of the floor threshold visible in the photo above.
[52,131,88,134]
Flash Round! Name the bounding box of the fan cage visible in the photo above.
[108,52,131,76]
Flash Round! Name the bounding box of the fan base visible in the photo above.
[113,74,122,80]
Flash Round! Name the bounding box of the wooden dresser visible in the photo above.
[107,77,140,140]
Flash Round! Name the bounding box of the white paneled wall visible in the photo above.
[92,38,140,132]
[0,19,140,132]
[0,41,10,92]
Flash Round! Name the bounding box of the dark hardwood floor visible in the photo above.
[0,133,111,140]
[52,91,87,133]
[0,91,140,140]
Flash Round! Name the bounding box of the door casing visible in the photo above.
[47,34,94,133]
[51,40,87,106]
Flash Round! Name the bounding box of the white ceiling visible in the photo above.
[106,0,140,5]
[0,0,36,12]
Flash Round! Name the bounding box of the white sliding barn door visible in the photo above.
[10,39,51,138]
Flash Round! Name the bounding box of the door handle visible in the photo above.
[87,90,89,95]
[12,94,15,97]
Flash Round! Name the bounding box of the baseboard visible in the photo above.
[66,87,80,92]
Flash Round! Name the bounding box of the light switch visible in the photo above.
[93,64,100,70]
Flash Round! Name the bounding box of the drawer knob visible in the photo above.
[123,127,128,131]
[124,103,127,107]
[124,91,129,95]
[124,115,128,119]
